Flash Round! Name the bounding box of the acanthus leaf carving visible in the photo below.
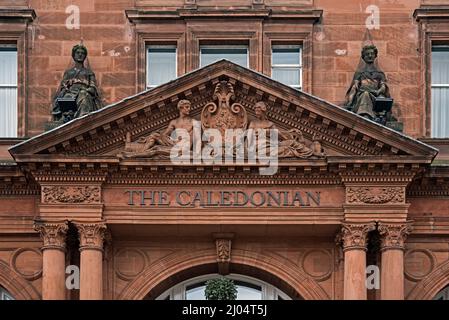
[75,222,107,251]
[42,185,101,204]
[336,222,376,251]
[378,222,412,250]
[34,220,68,250]
[346,186,404,204]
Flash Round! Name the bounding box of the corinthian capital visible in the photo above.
[336,222,376,251]
[75,222,107,251]
[378,222,413,251]
[34,220,68,251]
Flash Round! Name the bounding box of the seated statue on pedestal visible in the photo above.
[51,44,102,123]
[344,44,395,125]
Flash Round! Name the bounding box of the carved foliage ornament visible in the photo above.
[42,186,101,204]
[378,223,412,250]
[216,239,232,263]
[346,186,404,204]
[336,222,376,251]
[76,223,107,250]
[34,221,68,250]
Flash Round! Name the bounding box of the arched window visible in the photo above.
[156,274,291,300]
[0,286,14,300]
[434,285,449,300]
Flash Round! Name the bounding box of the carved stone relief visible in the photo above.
[346,186,405,204]
[117,81,325,161]
[42,186,101,204]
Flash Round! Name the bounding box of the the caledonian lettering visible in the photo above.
[125,190,321,207]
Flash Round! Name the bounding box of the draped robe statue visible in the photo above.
[345,44,391,120]
[52,44,102,122]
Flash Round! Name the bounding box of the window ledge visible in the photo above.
[126,8,322,23]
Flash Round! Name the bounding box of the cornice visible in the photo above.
[125,8,322,23]
[414,6,449,22]
[0,8,36,23]
[106,172,342,185]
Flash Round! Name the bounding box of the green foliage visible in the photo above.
[204,278,237,300]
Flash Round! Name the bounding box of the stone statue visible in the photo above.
[117,99,194,159]
[248,101,324,159]
[164,99,194,140]
[52,44,102,122]
[116,84,326,161]
[344,44,392,121]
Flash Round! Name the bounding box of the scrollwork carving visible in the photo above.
[202,80,248,135]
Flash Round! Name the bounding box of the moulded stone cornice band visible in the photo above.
[0,8,36,22]
[414,7,449,21]
[125,8,323,23]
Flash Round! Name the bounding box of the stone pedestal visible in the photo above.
[44,120,64,131]
[338,222,375,300]
[378,222,412,300]
[34,221,68,300]
[75,222,107,300]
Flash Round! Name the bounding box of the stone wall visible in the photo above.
[2,0,440,137]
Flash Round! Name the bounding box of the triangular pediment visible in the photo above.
[10,60,437,166]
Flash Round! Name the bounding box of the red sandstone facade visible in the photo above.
[0,0,449,300]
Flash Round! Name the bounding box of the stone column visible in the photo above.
[34,221,68,300]
[75,222,107,300]
[337,222,375,300]
[378,222,412,300]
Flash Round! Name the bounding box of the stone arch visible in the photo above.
[117,248,330,300]
[407,259,449,300]
[0,260,40,300]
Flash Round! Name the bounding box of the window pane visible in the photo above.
[185,280,262,300]
[0,48,17,84]
[200,47,248,67]
[432,47,449,84]
[147,46,177,87]
[0,88,18,137]
[431,46,449,138]
[431,87,449,138]
[0,286,14,300]
[272,46,301,66]
[272,67,301,87]
[186,283,206,300]
[235,283,262,300]
[0,47,18,138]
